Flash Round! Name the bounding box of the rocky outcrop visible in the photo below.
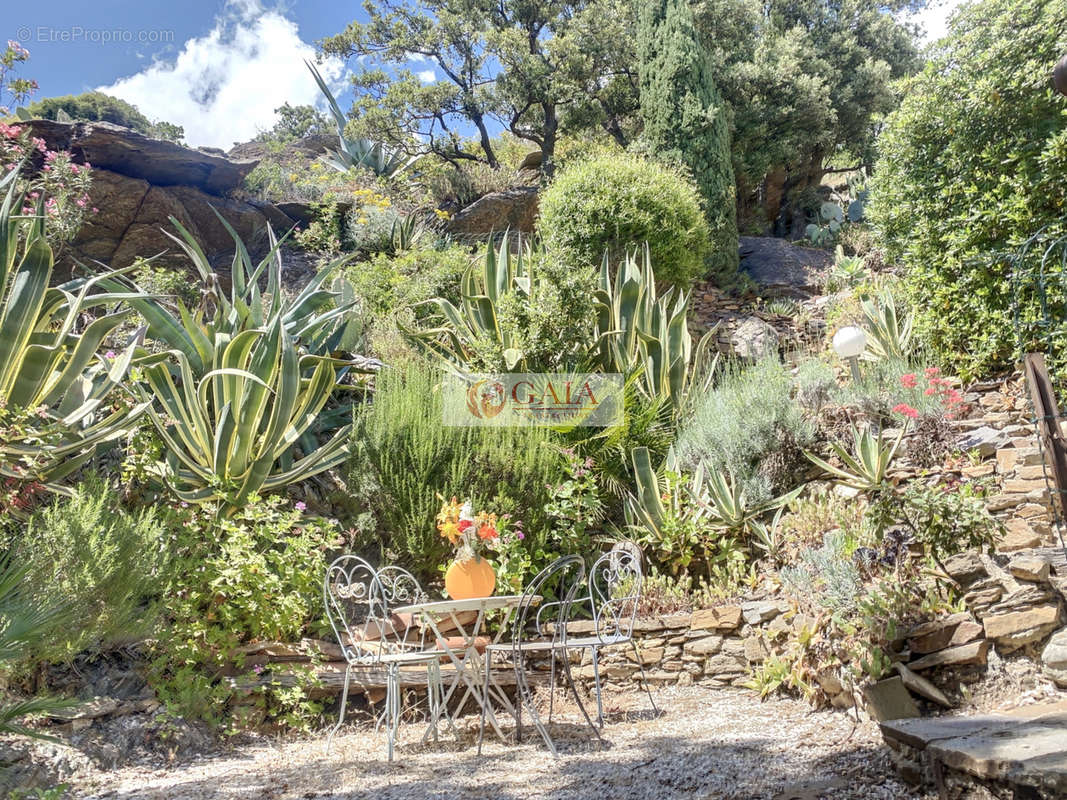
[446,186,539,237]
[738,236,831,296]
[29,120,256,195]
[24,120,305,272]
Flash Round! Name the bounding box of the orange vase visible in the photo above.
[445,556,496,600]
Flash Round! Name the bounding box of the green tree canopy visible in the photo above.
[638,0,738,279]
[23,92,184,142]
[868,0,1067,380]
[318,0,637,176]
[255,103,331,143]
[694,0,922,230]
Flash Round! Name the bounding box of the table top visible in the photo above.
[394,594,539,615]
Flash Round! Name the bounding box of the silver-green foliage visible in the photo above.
[107,215,358,378]
[860,290,914,361]
[137,316,352,508]
[780,530,864,613]
[592,248,718,415]
[674,357,813,501]
[805,425,903,492]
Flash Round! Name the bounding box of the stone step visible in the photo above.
[880,700,1067,797]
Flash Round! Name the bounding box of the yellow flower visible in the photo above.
[439,520,461,544]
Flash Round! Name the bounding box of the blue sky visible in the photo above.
[7,0,380,147]
[7,0,962,149]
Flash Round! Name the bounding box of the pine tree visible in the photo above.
[638,0,739,282]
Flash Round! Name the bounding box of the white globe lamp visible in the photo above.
[832,326,867,383]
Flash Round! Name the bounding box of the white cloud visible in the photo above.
[98,0,344,148]
[417,69,436,83]
[906,0,966,44]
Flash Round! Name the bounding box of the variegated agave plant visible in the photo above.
[136,316,352,508]
[0,168,148,505]
[104,213,362,377]
[592,247,718,416]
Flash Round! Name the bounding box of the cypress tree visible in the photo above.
[637,0,739,282]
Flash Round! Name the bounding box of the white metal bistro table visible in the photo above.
[393,594,539,744]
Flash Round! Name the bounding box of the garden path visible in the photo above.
[78,685,932,800]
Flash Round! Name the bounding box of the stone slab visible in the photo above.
[862,676,919,722]
[907,639,990,671]
[690,605,742,632]
[880,701,1067,795]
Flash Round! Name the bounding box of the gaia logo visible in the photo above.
[465,379,506,419]
[445,373,624,427]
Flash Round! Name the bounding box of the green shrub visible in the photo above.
[637,0,738,281]
[150,496,335,730]
[538,151,712,287]
[674,358,814,501]
[346,364,565,585]
[868,0,1067,381]
[343,242,472,361]
[404,239,598,373]
[8,477,168,662]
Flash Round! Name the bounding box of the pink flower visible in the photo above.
[924,387,936,395]
[900,373,917,389]
[893,403,919,419]
[75,198,87,207]
[91,207,98,213]
[924,367,940,378]
[104,350,116,359]
[517,531,525,540]
[294,501,307,512]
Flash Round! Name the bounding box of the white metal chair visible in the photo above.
[477,554,602,756]
[323,555,446,761]
[565,545,658,727]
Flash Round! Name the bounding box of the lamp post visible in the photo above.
[832,326,867,383]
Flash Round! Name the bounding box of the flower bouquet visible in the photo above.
[437,496,501,599]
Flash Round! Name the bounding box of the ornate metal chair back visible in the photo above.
[588,544,643,642]
[323,555,390,665]
[516,554,586,656]
[376,565,429,647]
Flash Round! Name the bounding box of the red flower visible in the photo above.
[477,523,498,540]
[893,403,919,419]
[924,367,941,378]
[900,373,918,389]
[457,519,473,532]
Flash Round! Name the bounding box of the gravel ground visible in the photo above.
[76,685,932,800]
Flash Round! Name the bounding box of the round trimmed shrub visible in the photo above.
[538,152,712,286]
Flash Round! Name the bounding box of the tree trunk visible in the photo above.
[540,103,559,180]
[473,113,500,169]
